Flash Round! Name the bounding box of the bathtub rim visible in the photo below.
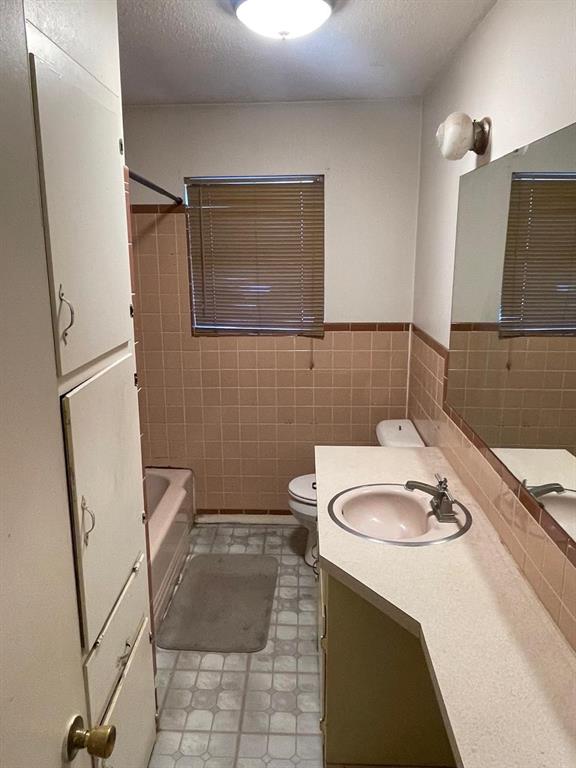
[144,466,195,631]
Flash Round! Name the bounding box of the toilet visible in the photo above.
[288,419,425,565]
[288,473,319,566]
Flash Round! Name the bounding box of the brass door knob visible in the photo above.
[66,715,116,761]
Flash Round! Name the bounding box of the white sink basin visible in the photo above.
[328,484,472,546]
[541,490,576,540]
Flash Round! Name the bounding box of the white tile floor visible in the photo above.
[149,523,322,768]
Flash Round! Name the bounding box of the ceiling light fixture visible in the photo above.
[235,0,332,40]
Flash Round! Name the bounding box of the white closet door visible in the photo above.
[31,55,132,375]
[62,354,145,649]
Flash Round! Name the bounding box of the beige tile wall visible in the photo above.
[409,328,576,650]
[130,205,576,648]
[131,208,409,512]
[448,330,576,451]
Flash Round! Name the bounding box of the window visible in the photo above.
[499,173,576,337]
[185,175,324,337]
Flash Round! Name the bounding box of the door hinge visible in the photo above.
[149,630,153,644]
[129,303,134,318]
[119,137,124,155]
[141,511,147,524]
[134,372,138,388]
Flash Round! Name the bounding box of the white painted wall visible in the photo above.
[123,100,422,322]
[413,0,576,345]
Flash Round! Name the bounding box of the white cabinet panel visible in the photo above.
[31,55,131,375]
[25,0,121,95]
[84,553,148,724]
[99,617,156,768]
[62,355,145,649]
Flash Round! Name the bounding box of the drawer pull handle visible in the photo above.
[59,285,75,345]
[117,639,132,667]
[81,496,96,545]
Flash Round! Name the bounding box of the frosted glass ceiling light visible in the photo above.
[235,0,332,39]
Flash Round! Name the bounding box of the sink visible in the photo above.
[328,483,472,546]
[540,490,576,540]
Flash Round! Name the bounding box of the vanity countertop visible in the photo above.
[315,446,576,768]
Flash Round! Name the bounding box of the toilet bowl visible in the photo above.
[287,419,424,566]
[288,474,318,566]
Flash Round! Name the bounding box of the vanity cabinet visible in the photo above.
[320,572,456,768]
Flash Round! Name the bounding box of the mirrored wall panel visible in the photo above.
[447,123,576,540]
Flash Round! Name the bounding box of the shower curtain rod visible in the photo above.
[128,169,183,205]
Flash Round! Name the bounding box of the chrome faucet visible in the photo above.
[404,474,457,523]
[528,483,565,499]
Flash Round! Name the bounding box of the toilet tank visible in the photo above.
[376,419,425,447]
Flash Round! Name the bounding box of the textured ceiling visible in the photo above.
[118,0,496,104]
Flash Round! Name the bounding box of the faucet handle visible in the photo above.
[434,474,448,489]
[433,474,455,509]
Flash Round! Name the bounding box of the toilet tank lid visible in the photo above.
[376,419,425,447]
[288,474,317,503]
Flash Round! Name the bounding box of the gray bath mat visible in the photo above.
[156,554,279,652]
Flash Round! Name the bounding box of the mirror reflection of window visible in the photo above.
[447,124,576,539]
[499,172,576,337]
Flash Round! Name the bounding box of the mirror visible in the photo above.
[447,123,576,541]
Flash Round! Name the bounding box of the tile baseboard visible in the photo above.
[197,508,291,516]
[196,513,297,525]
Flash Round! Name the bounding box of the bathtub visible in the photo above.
[145,467,194,627]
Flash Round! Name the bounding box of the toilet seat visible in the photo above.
[288,474,317,506]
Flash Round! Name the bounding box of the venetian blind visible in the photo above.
[499,173,576,336]
[185,176,324,337]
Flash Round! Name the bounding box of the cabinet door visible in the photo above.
[62,354,145,649]
[99,617,156,768]
[318,569,327,728]
[24,0,121,95]
[30,55,132,375]
[84,554,149,724]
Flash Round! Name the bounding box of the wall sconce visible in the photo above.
[436,112,491,160]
